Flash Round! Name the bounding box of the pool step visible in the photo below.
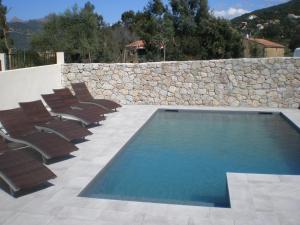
[165,109,179,112]
[258,112,273,115]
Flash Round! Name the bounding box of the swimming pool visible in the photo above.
[80,110,300,207]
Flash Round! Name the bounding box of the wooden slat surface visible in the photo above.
[71,82,121,110]
[54,88,109,115]
[0,108,36,138]
[20,132,78,158]
[71,82,94,102]
[0,147,56,191]
[19,100,53,124]
[20,100,92,141]
[0,108,77,159]
[42,94,104,124]
[41,94,68,111]
[39,120,92,141]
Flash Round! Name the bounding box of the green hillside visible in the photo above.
[9,19,44,49]
[232,0,300,50]
[232,0,300,23]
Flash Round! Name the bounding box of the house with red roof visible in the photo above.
[244,38,285,58]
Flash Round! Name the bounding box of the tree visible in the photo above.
[31,0,244,62]
[143,0,174,61]
[199,0,209,20]
[128,0,175,61]
[120,0,243,61]
[290,24,300,51]
[99,23,138,62]
[32,2,104,62]
[121,10,136,30]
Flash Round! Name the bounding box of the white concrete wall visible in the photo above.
[0,64,62,110]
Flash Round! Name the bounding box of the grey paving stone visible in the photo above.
[56,206,102,221]
[0,211,15,225]
[187,217,212,225]
[255,212,281,225]
[210,219,234,225]
[233,218,261,225]
[226,173,248,185]
[228,184,251,200]
[99,209,145,225]
[2,212,52,225]
[247,174,281,183]
[252,194,274,212]
[210,208,234,221]
[271,196,300,212]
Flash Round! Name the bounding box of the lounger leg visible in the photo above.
[42,157,48,165]
[9,187,15,197]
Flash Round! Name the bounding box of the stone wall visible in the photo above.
[62,57,300,108]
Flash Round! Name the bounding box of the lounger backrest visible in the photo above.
[19,100,53,124]
[0,139,9,154]
[53,88,79,106]
[71,83,93,101]
[42,94,68,111]
[0,108,36,138]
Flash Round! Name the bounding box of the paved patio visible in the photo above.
[0,105,300,225]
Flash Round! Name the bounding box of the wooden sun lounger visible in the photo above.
[71,82,121,111]
[0,139,56,195]
[19,100,92,142]
[0,108,78,162]
[53,88,109,115]
[42,93,105,126]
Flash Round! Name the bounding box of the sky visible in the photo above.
[4,0,290,24]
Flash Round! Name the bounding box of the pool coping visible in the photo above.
[0,105,300,225]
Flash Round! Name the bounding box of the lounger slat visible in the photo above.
[0,141,56,193]
[19,100,53,124]
[0,108,36,138]
[53,88,109,115]
[71,82,121,110]
[0,109,77,160]
[20,100,92,141]
[39,120,92,141]
[9,168,55,189]
[0,150,37,168]
[20,132,78,159]
[42,94,104,125]
[84,99,121,110]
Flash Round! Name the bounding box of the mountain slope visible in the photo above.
[231,0,300,50]
[9,19,44,50]
[232,0,300,25]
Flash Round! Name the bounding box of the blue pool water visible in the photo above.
[80,110,300,207]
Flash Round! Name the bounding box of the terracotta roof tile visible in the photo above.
[126,40,145,49]
[249,38,285,48]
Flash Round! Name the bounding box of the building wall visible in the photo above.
[243,39,285,58]
[0,65,62,110]
[63,58,300,108]
[265,48,285,57]
[243,40,265,58]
